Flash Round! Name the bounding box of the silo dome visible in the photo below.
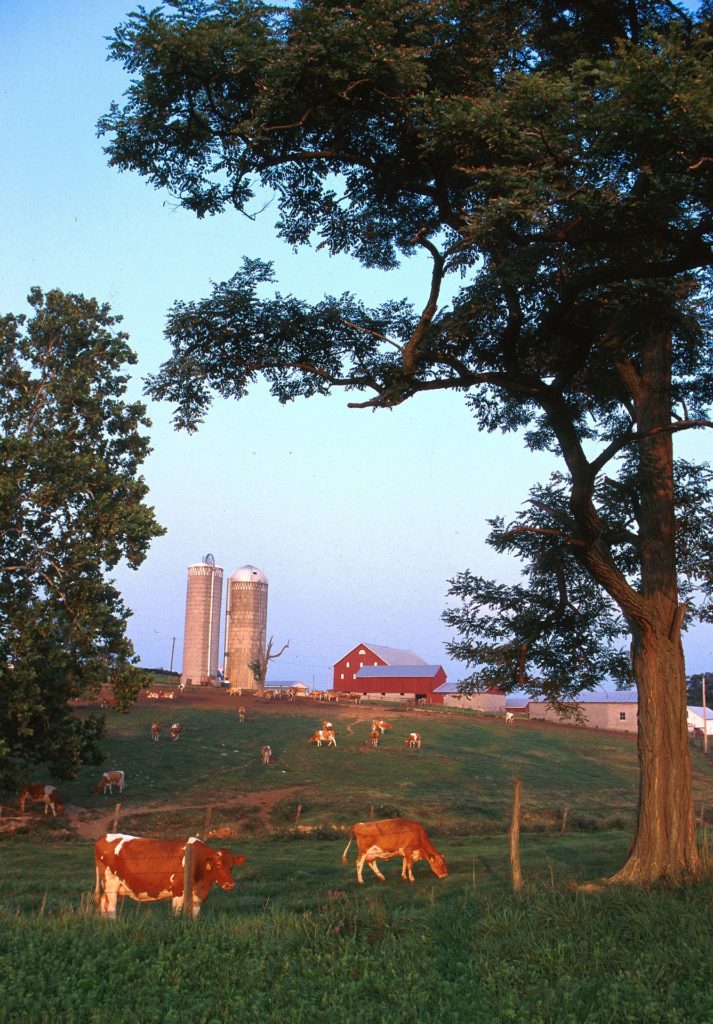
[230,564,268,585]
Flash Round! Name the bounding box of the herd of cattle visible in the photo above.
[17,702,456,919]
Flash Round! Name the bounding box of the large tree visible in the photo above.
[0,288,164,788]
[100,0,712,881]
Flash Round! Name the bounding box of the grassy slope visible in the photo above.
[4,700,713,1023]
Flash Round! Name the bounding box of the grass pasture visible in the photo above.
[4,694,713,1023]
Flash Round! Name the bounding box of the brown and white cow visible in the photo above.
[94,834,245,919]
[309,729,337,748]
[405,732,422,749]
[261,745,272,765]
[19,783,64,817]
[371,719,392,734]
[95,770,125,794]
[170,722,181,742]
[151,721,161,741]
[342,818,448,885]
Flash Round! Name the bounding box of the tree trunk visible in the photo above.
[610,327,699,883]
[611,621,699,883]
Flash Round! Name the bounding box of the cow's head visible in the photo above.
[427,851,448,878]
[204,849,246,890]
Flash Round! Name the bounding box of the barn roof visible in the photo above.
[362,644,428,666]
[355,665,444,679]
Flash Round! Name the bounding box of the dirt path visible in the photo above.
[66,786,303,840]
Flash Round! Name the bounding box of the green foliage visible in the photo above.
[0,288,165,789]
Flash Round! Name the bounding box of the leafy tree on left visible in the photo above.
[0,288,164,789]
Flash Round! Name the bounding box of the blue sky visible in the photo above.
[2,1,711,687]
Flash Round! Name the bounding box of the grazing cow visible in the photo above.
[369,728,380,748]
[170,722,181,742]
[19,783,64,817]
[405,732,422,749]
[94,834,245,919]
[237,706,246,723]
[151,721,161,741]
[309,729,337,748]
[261,745,272,765]
[342,818,448,885]
[505,712,515,725]
[371,719,392,734]
[95,770,125,795]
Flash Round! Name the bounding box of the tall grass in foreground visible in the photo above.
[2,884,713,1024]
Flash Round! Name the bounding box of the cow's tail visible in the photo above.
[341,830,354,865]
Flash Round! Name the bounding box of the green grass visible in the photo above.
[4,701,713,1022]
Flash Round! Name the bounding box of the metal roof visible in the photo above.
[361,644,428,666]
[355,665,444,679]
[229,564,268,584]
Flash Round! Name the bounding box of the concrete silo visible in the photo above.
[180,555,223,686]
[224,565,268,692]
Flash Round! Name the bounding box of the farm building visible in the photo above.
[264,680,309,696]
[527,687,639,732]
[435,681,507,713]
[333,643,446,703]
[687,706,713,735]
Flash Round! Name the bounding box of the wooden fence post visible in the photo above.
[183,841,194,919]
[112,803,121,832]
[510,778,523,894]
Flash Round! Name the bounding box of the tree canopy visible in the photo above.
[100,0,713,881]
[0,288,164,788]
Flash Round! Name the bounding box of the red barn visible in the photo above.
[333,643,447,704]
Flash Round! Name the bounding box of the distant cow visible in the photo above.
[309,729,337,748]
[342,818,448,885]
[505,712,515,725]
[369,728,380,748]
[405,732,422,749]
[261,745,272,765]
[19,783,64,817]
[151,721,161,741]
[372,720,392,734]
[94,834,245,919]
[95,770,125,795]
[170,723,181,742]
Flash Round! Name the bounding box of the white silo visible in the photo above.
[224,565,268,692]
[181,554,223,686]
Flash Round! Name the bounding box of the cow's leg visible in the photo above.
[401,857,415,882]
[99,870,119,918]
[367,857,386,882]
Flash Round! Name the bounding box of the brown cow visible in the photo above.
[170,722,181,742]
[309,729,337,748]
[95,770,125,794]
[19,783,64,817]
[404,732,422,749]
[342,818,448,885]
[371,719,392,734]
[94,834,245,919]
[151,721,160,741]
